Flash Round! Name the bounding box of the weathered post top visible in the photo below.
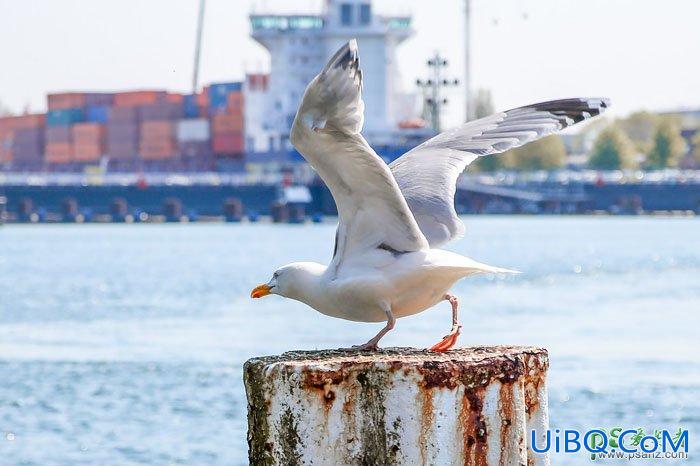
[244,346,549,466]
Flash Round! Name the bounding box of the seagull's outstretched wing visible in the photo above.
[291,40,428,270]
[390,98,610,247]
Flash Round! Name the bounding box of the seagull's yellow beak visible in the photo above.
[251,284,272,299]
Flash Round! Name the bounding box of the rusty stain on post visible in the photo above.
[244,346,550,466]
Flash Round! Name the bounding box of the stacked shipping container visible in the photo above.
[107,107,139,160]
[72,123,105,161]
[209,83,245,156]
[0,114,46,165]
[0,83,244,170]
[140,121,176,159]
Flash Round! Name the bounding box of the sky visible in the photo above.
[1,0,699,127]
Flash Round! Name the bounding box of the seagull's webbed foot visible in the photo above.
[429,324,462,352]
[429,294,462,353]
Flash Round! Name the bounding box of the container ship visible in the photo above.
[0,82,249,173]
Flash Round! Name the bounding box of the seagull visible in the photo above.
[251,40,609,351]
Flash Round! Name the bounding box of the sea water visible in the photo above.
[0,217,698,465]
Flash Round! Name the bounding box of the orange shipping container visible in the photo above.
[211,114,243,133]
[46,142,73,163]
[72,122,105,144]
[0,114,45,131]
[140,120,174,139]
[226,92,244,114]
[114,91,166,107]
[47,93,86,110]
[73,143,103,161]
[165,93,184,104]
[140,141,176,160]
[195,91,208,107]
[212,134,244,154]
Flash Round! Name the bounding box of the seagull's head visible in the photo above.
[250,262,325,302]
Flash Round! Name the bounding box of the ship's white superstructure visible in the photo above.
[248,0,416,150]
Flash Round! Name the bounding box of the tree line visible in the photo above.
[469,90,698,171]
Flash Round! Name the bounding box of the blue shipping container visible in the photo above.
[183,94,200,118]
[85,105,110,124]
[46,108,84,127]
[208,82,242,110]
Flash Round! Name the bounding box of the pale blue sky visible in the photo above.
[1,0,698,126]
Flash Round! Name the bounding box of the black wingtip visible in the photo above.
[322,39,359,75]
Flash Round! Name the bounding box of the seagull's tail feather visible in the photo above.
[462,259,521,275]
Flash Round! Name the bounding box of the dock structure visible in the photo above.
[244,346,549,465]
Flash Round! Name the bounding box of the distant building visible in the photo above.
[248,0,417,150]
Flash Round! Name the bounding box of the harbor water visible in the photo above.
[0,217,698,465]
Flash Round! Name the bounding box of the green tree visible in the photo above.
[588,125,635,169]
[617,111,659,153]
[645,120,685,168]
[473,153,504,172]
[503,135,566,171]
[692,132,700,166]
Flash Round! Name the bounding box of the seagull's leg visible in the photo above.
[351,304,395,351]
[429,294,462,352]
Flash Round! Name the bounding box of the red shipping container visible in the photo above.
[48,93,86,110]
[195,91,208,107]
[246,73,269,91]
[212,134,244,154]
[211,114,243,133]
[46,142,73,163]
[74,143,103,161]
[72,123,104,161]
[0,114,45,131]
[166,93,184,104]
[226,92,244,114]
[114,91,167,107]
[140,120,174,139]
[140,141,177,160]
[72,122,105,144]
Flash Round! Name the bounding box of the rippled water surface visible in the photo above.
[1,217,698,465]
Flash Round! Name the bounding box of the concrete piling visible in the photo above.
[244,346,549,466]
